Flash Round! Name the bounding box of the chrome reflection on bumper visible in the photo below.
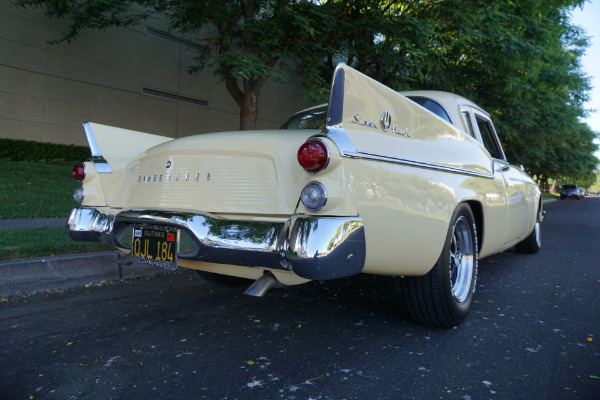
[67,207,366,280]
[68,207,115,242]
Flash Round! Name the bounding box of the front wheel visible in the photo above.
[401,204,478,328]
[515,211,541,254]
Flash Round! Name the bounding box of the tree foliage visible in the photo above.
[296,0,598,186]
[16,0,599,184]
[17,0,325,130]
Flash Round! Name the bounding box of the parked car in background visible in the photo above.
[560,184,582,200]
[67,64,543,328]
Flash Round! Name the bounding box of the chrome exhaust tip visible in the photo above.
[244,271,285,297]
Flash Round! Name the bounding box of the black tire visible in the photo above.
[515,211,541,254]
[401,203,478,328]
[196,270,250,287]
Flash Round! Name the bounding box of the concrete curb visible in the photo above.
[0,251,167,297]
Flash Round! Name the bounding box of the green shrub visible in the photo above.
[0,138,90,162]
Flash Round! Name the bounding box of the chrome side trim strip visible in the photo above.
[356,151,494,179]
[83,122,112,173]
[319,128,492,178]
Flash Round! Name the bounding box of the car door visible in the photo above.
[473,113,531,243]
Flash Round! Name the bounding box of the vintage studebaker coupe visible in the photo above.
[68,64,543,327]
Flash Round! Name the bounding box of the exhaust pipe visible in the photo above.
[244,271,285,297]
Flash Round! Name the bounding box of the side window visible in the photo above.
[462,111,476,138]
[407,97,453,124]
[475,115,503,160]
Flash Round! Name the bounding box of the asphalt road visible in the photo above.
[1,197,599,400]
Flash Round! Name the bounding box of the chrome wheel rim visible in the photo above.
[449,216,474,303]
[534,216,541,248]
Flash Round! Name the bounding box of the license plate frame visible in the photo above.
[130,224,179,271]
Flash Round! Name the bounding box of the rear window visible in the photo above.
[562,185,576,189]
[280,107,327,130]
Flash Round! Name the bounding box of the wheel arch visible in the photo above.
[464,200,483,253]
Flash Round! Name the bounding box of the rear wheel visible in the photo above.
[401,204,478,328]
[196,271,250,286]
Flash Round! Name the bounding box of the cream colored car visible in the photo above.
[68,64,543,328]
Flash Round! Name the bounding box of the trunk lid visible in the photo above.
[109,130,315,215]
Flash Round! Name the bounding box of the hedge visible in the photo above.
[0,138,91,163]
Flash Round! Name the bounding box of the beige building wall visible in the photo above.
[0,2,309,147]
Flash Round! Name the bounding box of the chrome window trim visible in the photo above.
[83,122,112,173]
[461,110,476,138]
[472,112,507,162]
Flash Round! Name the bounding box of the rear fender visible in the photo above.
[82,122,172,204]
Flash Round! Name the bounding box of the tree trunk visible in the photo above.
[238,88,259,130]
[224,77,265,131]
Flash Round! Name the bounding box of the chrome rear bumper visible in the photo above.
[67,207,366,280]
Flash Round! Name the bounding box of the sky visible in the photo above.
[570,1,600,158]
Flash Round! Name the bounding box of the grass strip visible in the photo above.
[0,226,112,261]
[542,192,559,200]
[0,159,81,219]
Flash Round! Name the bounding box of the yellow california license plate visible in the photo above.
[131,225,179,271]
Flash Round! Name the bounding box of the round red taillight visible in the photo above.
[72,163,85,182]
[297,139,329,173]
